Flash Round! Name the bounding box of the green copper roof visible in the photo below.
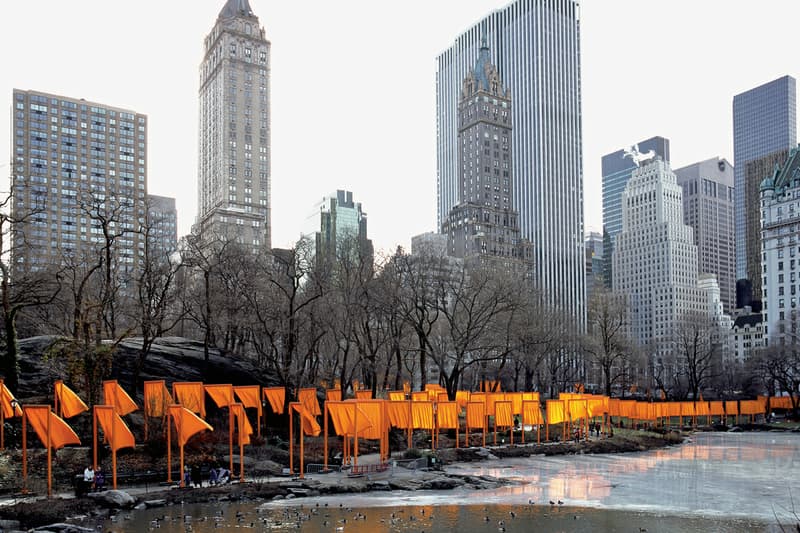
[767,146,800,193]
[219,0,254,19]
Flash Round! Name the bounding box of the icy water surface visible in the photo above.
[106,432,799,532]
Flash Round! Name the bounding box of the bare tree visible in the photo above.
[675,312,721,399]
[584,286,631,396]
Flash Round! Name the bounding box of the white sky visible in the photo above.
[1,0,798,253]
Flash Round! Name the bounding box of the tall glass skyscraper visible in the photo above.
[436,0,584,325]
[601,136,670,287]
[733,76,796,291]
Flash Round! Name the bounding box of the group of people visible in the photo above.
[183,463,231,488]
[82,465,105,492]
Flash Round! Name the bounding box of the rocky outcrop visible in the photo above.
[87,490,135,509]
[16,336,276,400]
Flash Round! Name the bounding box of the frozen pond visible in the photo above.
[105,432,800,531]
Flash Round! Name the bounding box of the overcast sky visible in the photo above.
[1,0,798,254]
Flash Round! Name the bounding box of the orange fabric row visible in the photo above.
[172,382,205,418]
[326,389,343,402]
[412,402,434,430]
[292,403,321,436]
[54,381,88,419]
[327,401,372,436]
[387,391,405,402]
[386,401,411,429]
[102,380,138,417]
[263,387,285,414]
[169,405,213,446]
[355,390,373,400]
[143,381,172,418]
[495,401,513,427]
[25,405,81,449]
[95,405,135,451]
[523,400,543,425]
[466,402,486,429]
[546,400,566,425]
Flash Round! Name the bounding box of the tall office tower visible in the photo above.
[613,158,705,359]
[742,148,791,305]
[584,231,603,301]
[675,158,735,314]
[197,0,271,249]
[602,136,670,288]
[437,0,583,323]
[147,194,178,257]
[733,76,796,301]
[441,39,533,272]
[759,147,800,346]
[310,190,373,265]
[11,89,147,277]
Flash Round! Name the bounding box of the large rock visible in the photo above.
[251,460,283,476]
[16,336,276,399]
[88,489,135,509]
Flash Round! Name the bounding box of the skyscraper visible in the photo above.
[147,194,178,257]
[674,157,735,314]
[11,89,147,276]
[613,158,705,356]
[436,0,583,324]
[441,39,532,272]
[733,76,796,297]
[602,136,670,287]
[309,190,373,265]
[197,0,271,248]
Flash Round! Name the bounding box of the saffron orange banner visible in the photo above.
[54,381,88,419]
[25,405,81,449]
[95,406,135,451]
[234,385,262,417]
[263,387,285,414]
[169,405,213,446]
[143,380,171,418]
[437,402,459,429]
[102,380,138,416]
[204,384,234,408]
[298,388,321,416]
[173,382,205,417]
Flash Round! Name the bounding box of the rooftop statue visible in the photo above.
[623,144,656,168]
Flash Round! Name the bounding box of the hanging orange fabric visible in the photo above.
[523,400,543,425]
[522,392,540,402]
[455,390,471,410]
[263,387,286,414]
[355,390,373,400]
[386,401,411,429]
[487,393,505,416]
[143,380,171,418]
[326,389,343,402]
[437,392,450,404]
[230,403,253,445]
[607,398,621,417]
[466,402,486,429]
[403,381,411,394]
[388,391,405,401]
[740,400,763,415]
[725,400,739,416]
[327,401,372,436]
[25,405,81,449]
[546,400,566,425]
[587,397,606,418]
[680,402,695,417]
[298,388,321,416]
[169,405,213,446]
[412,401,434,430]
[102,380,138,416]
[293,403,322,437]
[505,393,523,415]
[54,381,88,419]
[664,402,681,418]
[1,382,22,418]
[411,391,428,402]
[173,382,205,418]
[495,401,513,427]
[770,396,793,409]
[695,401,710,416]
[709,401,725,416]
[437,402,459,429]
[619,400,637,418]
[204,384,235,408]
[568,399,588,421]
[95,406,135,451]
[354,401,384,440]
[234,385,262,417]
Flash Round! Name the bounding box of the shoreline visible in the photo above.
[0,428,687,530]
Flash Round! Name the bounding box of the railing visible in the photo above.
[305,463,341,474]
[393,457,427,472]
[348,462,390,477]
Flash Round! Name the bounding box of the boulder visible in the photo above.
[143,499,167,508]
[251,460,283,476]
[0,519,21,530]
[88,489,135,509]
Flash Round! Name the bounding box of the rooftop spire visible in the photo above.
[473,35,496,92]
[219,0,255,19]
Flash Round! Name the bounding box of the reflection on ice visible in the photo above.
[445,432,800,521]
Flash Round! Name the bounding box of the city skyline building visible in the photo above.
[196,0,271,249]
[602,136,670,287]
[436,0,584,324]
[10,89,147,278]
[733,76,796,297]
[585,231,603,302]
[441,39,533,272]
[674,157,735,314]
[147,194,178,257]
[309,190,373,266]
[612,158,705,360]
[759,146,800,347]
